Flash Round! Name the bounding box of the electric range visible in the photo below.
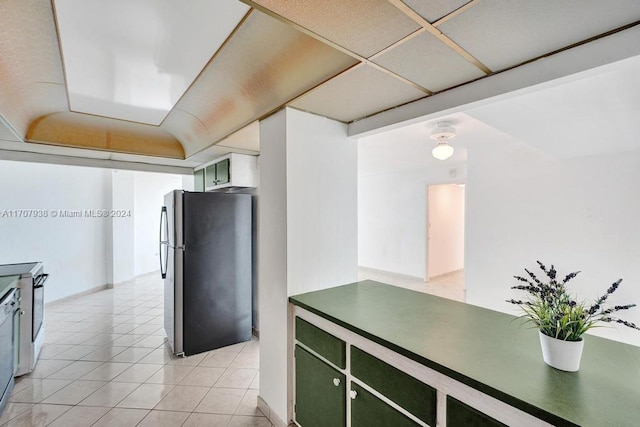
[0,262,48,376]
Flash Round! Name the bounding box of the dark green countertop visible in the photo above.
[289,280,640,427]
[0,275,19,300]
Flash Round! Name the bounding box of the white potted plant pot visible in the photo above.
[538,331,584,372]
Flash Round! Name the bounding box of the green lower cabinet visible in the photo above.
[295,317,346,369]
[295,345,346,427]
[351,346,436,426]
[350,383,421,427]
[446,396,507,427]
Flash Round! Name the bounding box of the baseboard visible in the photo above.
[428,268,464,281]
[358,266,425,282]
[46,270,162,306]
[256,395,289,427]
[46,283,110,307]
[107,277,135,289]
[109,270,161,289]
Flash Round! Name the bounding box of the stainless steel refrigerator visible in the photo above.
[160,190,252,356]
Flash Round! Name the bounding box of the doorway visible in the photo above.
[426,183,465,281]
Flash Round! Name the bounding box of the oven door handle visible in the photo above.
[33,273,49,289]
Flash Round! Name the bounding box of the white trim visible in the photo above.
[293,306,553,427]
[436,390,447,427]
[0,149,193,174]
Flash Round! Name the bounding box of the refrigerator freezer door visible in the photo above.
[182,192,252,356]
[163,190,184,355]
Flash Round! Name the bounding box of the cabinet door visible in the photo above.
[351,383,421,427]
[205,164,217,188]
[295,345,346,427]
[194,169,205,192]
[215,158,230,185]
[351,346,435,425]
[446,396,507,427]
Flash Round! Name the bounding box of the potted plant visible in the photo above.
[507,261,639,372]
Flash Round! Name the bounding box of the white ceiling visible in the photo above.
[359,54,640,175]
[54,0,250,125]
[466,55,640,159]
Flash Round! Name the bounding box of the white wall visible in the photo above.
[0,159,186,302]
[359,166,466,280]
[465,137,640,346]
[427,184,465,278]
[111,170,135,285]
[286,108,358,296]
[133,172,183,276]
[258,109,289,423]
[0,160,111,302]
[258,108,358,424]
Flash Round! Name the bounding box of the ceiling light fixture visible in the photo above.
[430,121,456,160]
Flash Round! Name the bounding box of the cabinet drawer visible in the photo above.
[295,317,345,369]
[446,396,507,427]
[351,346,436,426]
[351,383,421,427]
[295,345,346,427]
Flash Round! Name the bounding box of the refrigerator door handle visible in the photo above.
[159,206,169,279]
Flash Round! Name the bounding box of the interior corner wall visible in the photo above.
[358,166,467,280]
[0,160,112,302]
[258,108,359,424]
[258,109,289,423]
[133,171,183,276]
[286,108,358,296]
[465,138,640,347]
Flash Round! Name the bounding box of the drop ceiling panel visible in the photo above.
[290,65,426,122]
[400,0,470,23]
[438,0,640,71]
[373,32,485,92]
[164,11,358,157]
[54,0,250,125]
[0,0,67,136]
[251,0,421,57]
[215,121,260,153]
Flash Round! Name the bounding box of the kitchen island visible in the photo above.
[289,280,640,427]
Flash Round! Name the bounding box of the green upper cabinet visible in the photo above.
[295,345,346,427]
[196,153,257,192]
[194,169,205,192]
[215,158,230,185]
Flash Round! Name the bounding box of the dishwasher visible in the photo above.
[0,288,16,416]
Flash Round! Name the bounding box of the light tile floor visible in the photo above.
[358,268,465,302]
[1,274,270,427]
